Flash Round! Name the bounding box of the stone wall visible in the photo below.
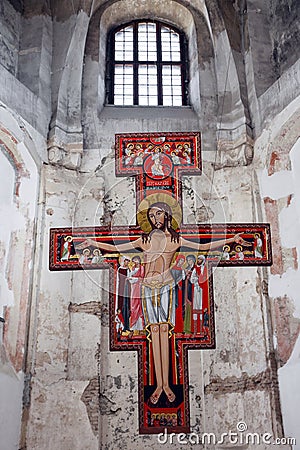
[0,1,21,76]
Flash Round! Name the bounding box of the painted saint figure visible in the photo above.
[133,151,144,166]
[171,151,181,165]
[91,248,104,264]
[191,255,207,334]
[77,198,250,405]
[221,244,230,261]
[128,255,145,333]
[79,248,90,264]
[151,153,165,177]
[232,245,244,260]
[115,309,124,335]
[61,235,73,261]
[254,233,263,258]
[182,150,191,164]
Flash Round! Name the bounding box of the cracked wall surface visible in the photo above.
[23,143,286,449]
[0,113,39,450]
[254,103,300,448]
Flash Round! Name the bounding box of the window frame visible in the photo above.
[106,19,189,106]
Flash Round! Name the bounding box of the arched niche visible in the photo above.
[0,120,39,449]
[82,0,216,120]
[0,123,38,369]
[82,0,249,161]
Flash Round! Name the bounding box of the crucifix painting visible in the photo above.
[49,132,272,434]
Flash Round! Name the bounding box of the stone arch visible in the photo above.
[0,115,39,450]
[266,108,300,176]
[0,129,29,198]
[0,122,38,369]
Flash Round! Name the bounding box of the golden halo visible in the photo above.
[137,193,182,233]
[254,233,260,238]
[235,245,242,252]
[223,245,230,251]
[65,235,73,242]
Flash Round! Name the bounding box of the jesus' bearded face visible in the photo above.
[148,207,166,229]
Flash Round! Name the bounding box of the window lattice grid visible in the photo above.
[162,65,182,106]
[138,65,158,105]
[114,25,134,61]
[161,26,181,62]
[138,22,157,62]
[108,20,188,106]
[114,64,134,105]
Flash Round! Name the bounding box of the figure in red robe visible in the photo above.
[128,255,145,333]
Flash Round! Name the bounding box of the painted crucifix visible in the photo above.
[49,132,272,434]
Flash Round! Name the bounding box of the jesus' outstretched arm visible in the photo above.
[179,233,251,251]
[76,237,143,253]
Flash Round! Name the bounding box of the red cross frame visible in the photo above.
[49,132,272,434]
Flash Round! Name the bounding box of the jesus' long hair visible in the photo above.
[142,201,180,243]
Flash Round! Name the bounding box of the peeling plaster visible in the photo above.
[278,335,300,449]
[255,102,300,448]
[205,368,276,395]
[258,168,294,201]
[0,118,39,450]
[269,269,300,318]
[273,295,300,366]
[279,200,300,248]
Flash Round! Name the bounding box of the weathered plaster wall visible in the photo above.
[0,0,299,448]
[0,1,53,140]
[25,165,102,450]
[24,111,285,449]
[25,1,299,448]
[254,96,300,448]
[0,110,40,450]
[246,0,300,98]
[0,0,21,76]
[18,13,53,109]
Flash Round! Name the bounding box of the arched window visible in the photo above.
[106,20,189,106]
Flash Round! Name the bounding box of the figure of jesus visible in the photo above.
[151,154,165,177]
[77,200,250,405]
